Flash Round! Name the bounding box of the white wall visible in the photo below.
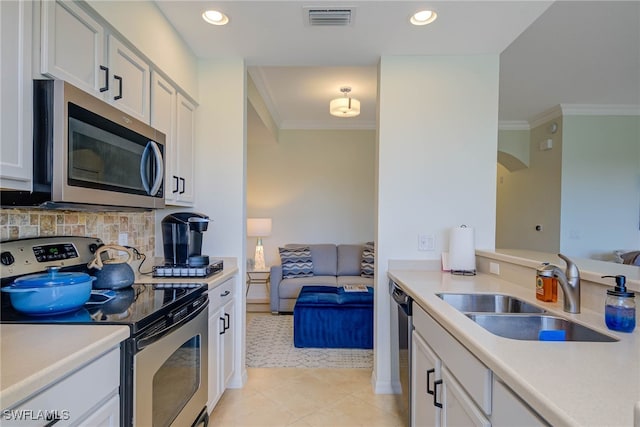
[86,0,199,98]
[560,115,640,258]
[375,55,499,392]
[496,118,562,252]
[246,129,376,267]
[194,58,247,388]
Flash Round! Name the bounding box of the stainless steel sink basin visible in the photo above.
[466,314,618,342]
[437,293,545,314]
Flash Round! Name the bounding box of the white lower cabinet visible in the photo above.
[8,347,120,426]
[492,378,547,426]
[411,302,546,427]
[207,278,236,411]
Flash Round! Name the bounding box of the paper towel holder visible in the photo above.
[450,224,477,276]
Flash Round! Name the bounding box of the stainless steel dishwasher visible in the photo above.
[390,280,412,426]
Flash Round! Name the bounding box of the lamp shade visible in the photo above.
[330,97,360,117]
[247,218,272,237]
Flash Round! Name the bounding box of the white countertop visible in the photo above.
[0,324,129,410]
[478,249,640,292]
[388,269,640,427]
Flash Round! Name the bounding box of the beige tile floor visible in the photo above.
[209,368,406,427]
[212,314,405,426]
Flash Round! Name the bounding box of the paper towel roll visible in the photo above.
[449,225,476,273]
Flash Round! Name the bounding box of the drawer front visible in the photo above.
[10,348,120,426]
[413,303,492,415]
[208,278,235,311]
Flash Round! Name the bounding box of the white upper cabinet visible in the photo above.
[40,0,105,95]
[107,35,150,122]
[40,0,150,123]
[1,0,33,191]
[175,93,196,204]
[151,72,178,203]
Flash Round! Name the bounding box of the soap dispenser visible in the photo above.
[602,275,635,333]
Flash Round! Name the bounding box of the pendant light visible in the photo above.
[330,87,360,118]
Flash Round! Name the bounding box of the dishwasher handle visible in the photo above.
[390,281,412,315]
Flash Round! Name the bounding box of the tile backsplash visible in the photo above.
[0,208,155,256]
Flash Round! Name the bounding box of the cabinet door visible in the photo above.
[221,297,235,388]
[442,368,490,427]
[78,394,119,427]
[207,304,223,411]
[492,378,547,426]
[175,93,196,204]
[150,72,178,202]
[107,35,150,122]
[412,330,441,427]
[1,0,33,191]
[40,0,105,95]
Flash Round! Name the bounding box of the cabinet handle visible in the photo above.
[433,379,443,408]
[224,313,230,331]
[426,368,435,395]
[179,177,186,194]
[172,175,179,193]
[220,290,231,297]
[114,75,123,100]
[99,65,109,92]
[219,317,226,335]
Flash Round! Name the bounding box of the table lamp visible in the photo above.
[247,218,272,270]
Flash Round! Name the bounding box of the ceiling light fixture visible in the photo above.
[202,10,229,26]
[410,10,437,26]
[330,87,360,118]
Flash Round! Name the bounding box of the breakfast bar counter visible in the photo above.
[388,269,640,427]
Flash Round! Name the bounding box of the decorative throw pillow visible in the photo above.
[361,242,375,278]
[279,246,314,278]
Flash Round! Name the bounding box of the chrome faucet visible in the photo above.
[536,254,581,313]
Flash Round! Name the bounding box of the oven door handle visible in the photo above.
[136,300,208,351]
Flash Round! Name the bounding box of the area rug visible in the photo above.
[246,314,373,368]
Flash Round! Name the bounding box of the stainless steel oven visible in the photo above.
[132,295,208,427]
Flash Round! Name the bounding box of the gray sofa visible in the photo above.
[270,243,374,313]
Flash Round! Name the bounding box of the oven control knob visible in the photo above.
[1,251,15,266]
[89,243,100,254]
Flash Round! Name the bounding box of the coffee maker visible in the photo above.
[161,212,210,266]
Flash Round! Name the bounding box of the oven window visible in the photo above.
[152,335,201,427]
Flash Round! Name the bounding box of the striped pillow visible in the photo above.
[279,246,314,278]
[361,243,375,278]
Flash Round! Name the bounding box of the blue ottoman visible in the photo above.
[293,285,374,349]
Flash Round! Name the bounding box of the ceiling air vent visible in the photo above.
[307,8,353,26]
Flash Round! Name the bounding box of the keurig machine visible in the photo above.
[161,212,210,266]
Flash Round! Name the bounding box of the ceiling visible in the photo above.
[155,1,639,130]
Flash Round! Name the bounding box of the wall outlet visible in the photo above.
[418,234,435,251]
[489,262,500,275]
[118,232,128,246]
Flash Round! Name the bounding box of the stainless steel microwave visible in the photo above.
[2,80,165,210]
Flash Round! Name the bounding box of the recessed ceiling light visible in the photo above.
[410,10,437,26]
[202,10,229,26]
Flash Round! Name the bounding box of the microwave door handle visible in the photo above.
[140,142,152,194]
[140,141,164,196]
[148,141,164,195]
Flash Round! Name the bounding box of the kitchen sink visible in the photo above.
[437,293,546,314]
[466,314,618,342]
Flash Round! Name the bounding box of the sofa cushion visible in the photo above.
[279,276,338,299]
[288,244,337,276]
[337,244,364,276]
[279,246,314,278]
[361,243,375,278]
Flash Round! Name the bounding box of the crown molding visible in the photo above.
[279,119,377,130]
[559,104,640,116]
[498,121,530,131]
[529,105,563,129]
[247,67,282,127]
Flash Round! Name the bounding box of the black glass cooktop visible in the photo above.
[0,283,207,334]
